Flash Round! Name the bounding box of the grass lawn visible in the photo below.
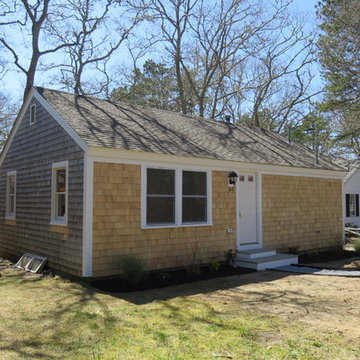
[0,267,359,360]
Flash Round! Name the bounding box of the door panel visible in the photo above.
[238,173,257,245]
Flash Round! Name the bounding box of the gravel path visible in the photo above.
[275,265,360,277]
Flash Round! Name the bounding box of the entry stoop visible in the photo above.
[234,248,298,270]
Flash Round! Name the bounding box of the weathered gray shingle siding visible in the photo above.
[0,97,84,276]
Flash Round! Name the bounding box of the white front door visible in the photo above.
[237,172,258,246]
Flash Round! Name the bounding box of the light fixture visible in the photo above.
[228,171,238,186]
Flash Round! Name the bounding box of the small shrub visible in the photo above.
[185,242,202,276]
[354,238,360,253]
[288,246,299,255]
[119,255,147,285]
[224,249,236,265]
[208,259,220,272]
[307,249,319,258]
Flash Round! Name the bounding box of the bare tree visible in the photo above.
[148,0,198,114]
[46,0,148,95]
[0,92,18,149]
[245,21,319,132]
[0,0,76,100]
[146,0,318,125]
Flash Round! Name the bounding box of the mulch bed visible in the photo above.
[91,265,255,293]
[298,248,358,265]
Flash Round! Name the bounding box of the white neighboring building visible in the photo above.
[344,161,360,227]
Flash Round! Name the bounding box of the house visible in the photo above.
[0,87,346,277]
[343,160,360,227]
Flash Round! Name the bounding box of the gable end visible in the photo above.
[0,87,88,167]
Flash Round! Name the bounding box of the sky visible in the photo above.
[293,0,319,15]
[1,0,321,104]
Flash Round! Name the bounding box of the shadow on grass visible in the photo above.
[0,267,330,359]
[0,270,117,359]
[101,270,297,305]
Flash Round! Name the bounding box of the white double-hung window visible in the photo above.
[6,171,16,219]
[143,166,211,227]
[51,161,68,225]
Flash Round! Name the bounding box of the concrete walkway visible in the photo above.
[274,265,360,277]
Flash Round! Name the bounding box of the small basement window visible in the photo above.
[30,103,36,125]
[15,253,47,273]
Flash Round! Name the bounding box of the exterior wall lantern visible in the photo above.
[228,171,238,186]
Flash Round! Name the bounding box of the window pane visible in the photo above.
[182,197,207,223]
[56,169,66,192]
[147,169,175,195]
[147,197,175,224]
[9,176,15,194]
[350,194,357,216]
[9,195,15,214]
[183,171,206,195]
[56,193,66,217]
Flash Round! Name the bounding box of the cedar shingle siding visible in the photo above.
[0,98,84,276]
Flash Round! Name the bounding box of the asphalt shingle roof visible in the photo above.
[36,87,344,171]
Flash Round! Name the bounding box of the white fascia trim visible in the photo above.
[88,147,346,180]
[32,89,88,152]
[141,164,212,229]
[82,155,93,277]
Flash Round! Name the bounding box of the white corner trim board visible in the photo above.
[82,155,93,277]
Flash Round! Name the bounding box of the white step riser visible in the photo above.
[237,250,276,260]
[235,257,298,271]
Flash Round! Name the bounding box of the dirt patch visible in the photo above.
[191,270,360,342]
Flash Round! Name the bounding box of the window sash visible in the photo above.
[145,167,209,227]
[349,194,357,216]
[30,104,36,124]
[6,174,16,218]
[182,171,207,223]
[51,162,68,224]
[146,168,175,224]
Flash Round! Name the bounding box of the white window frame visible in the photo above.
[51,161,68,226]
[141,165,212,228]
[349,193,358,217]
[30,103,36,125]
[5,171,16,219]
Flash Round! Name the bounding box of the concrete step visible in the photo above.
[234,253,298,271]
[237,248,276,260]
